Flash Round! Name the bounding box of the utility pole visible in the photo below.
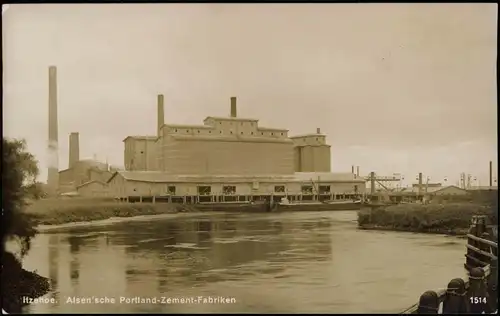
[490,161,493,187]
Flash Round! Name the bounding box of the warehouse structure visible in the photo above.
[107,171,364,202]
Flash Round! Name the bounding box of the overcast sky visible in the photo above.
[3,3,498,186]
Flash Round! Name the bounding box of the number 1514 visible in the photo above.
[470,297,487,304]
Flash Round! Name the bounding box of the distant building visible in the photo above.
[429,185,469,196]
[412,183,443,188]
[466,186,498,192]
[58,133,120,193]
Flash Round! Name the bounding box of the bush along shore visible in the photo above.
[25,198,201,226]
[357,202,496,236]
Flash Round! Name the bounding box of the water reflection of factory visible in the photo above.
[46,66,365,199]
[33,215,332,313]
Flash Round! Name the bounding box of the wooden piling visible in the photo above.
[403,215,498,314]
[467,267,491,314]
[442,278,469,313]
[417,291,439,314]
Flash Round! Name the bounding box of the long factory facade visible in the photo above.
[58,94,366,200]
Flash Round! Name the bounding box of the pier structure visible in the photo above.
[402,215,498,314]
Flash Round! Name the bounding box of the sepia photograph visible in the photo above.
[2,3,498,314]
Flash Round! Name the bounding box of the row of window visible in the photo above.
[157,184,357,195]
[172,129,285,136]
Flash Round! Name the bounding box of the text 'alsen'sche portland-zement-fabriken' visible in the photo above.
[63,296,237,304]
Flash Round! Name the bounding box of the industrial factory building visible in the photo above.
[45,66,365,199]
[58,132,120,195]
[123,96,331,175]
[107,95,365,200]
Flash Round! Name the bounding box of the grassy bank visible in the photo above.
[25,198,200,226]
[357,203,495,236]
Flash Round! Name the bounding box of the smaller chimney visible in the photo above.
[69,132,80,169]
[418,172,423,194]
[352,165,355,174]
[230,97,237,118]
[157,94,164,136]
[489,161,493,187]
[316,128,321,134]
[370,172,375,195]
[356,166,360,177]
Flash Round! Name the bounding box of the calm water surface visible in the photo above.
[21,211,466,313]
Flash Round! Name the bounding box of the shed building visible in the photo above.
[76,180,109,197]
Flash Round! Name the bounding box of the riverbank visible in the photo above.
[25,198,200,226]
[357,203,495,236]
[2,252,51,313]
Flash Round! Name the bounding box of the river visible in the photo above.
[20,211,467,313]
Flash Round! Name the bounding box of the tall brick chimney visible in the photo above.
[47,66,59,195]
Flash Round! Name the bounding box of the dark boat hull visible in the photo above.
[273,201,362,212]
[194,202,270,212]
[193,201,362,213]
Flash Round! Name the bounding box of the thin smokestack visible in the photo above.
[69,132,80,169]
[356,166,360,177]
[157,94,164,136]
[316,128,321,134]
[47,66,59,194]
[370,172,375,195]
[418,172,423,195]
[352,165,355,174]
[230,97,237,118]
[489,161,493,187]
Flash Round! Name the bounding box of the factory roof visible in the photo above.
[58,159,121,173]
[107,171,366,184]
[290,134,326,138]
[293,172,364,182]
[165,124,214,129]
[257,127,289,132]
[168,134,293,144]
[76,180,107,189]
[204,116,259,122]
[123,136,158,142]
